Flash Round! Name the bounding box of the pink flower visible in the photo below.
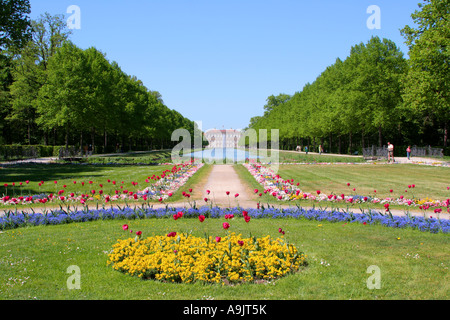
[235,193,239,198]
[238,240,244,247]
[254,189,259,193]
[226,191,230,195]
[167,232,177,237]
[223,222,230,230]
[215,237,221,243]
[206,189,210,194]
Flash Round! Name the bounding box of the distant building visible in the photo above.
[204,129,242,149]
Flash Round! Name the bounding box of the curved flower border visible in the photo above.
[1,161,204,206]
[1,205,448,234]
[243,162,450,211]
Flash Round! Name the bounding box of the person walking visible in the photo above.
[387,142,394,163]
[406,145,411,160]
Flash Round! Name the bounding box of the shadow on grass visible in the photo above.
[0,162,163,196]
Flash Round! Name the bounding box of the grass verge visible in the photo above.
[0,217,448,300]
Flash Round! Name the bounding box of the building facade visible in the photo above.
[204,129,242,149]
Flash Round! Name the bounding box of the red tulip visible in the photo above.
[215,237,221,243]
[226,191,230,195]
[199,215,206,222]
[238,240,244,247]
[244,215,251,223]
[223,222,230,230]
[122,224,129,231]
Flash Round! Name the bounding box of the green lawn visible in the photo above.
[0,163,174,200]
[236,163,450,211]
[277,164,449,200]
[1,217,448,300]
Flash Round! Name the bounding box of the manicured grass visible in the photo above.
[84,150,174,165]
[1,217,448,300]
[277,164,449,200]
[0,163,174,201]
[277,151,365,163]
[236,163,450,211]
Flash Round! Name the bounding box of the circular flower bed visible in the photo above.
[107,231,307,284]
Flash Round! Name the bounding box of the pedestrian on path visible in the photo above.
[387,142,394,163]
[406,145,411,160]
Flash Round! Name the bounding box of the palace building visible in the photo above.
[204,129,243,149]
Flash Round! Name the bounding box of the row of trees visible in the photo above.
[1,2,197,153]
[248,0,449,155]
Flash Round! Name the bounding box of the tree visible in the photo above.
[263,93,291,115]
[7,13,71,144]
[345,37,407,147]
[0,0,31,51]
[35,41,90,147]
[401,0,450,147]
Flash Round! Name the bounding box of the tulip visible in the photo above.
[215,237,221,243]
[223,222,230,230]
[122,224,129,231]
[198,215,206,222]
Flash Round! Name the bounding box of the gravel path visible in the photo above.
[201,165,256,208]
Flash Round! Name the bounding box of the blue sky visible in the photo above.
[29,0,420,132]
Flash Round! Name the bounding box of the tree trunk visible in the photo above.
[104,129,107,151]
[361,129,365,150]
[329,134,332,154]
[378,126,382,147]
[338,135,342,154]
[349,132,352,155]
[91,127,95,153]
[444,122,448,148]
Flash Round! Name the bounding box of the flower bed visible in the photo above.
[107,231,306,284]
[1,205,449,233]
[1,161,203,206]
[243,162,450,211]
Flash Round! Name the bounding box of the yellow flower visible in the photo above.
[107,232,307,284]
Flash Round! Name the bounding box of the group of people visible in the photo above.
[386,142,412,163]
[295,142,413,162]
[295,145,323,155]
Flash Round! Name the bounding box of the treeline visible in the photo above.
[249,0,449,155]
[0,7,198,153]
